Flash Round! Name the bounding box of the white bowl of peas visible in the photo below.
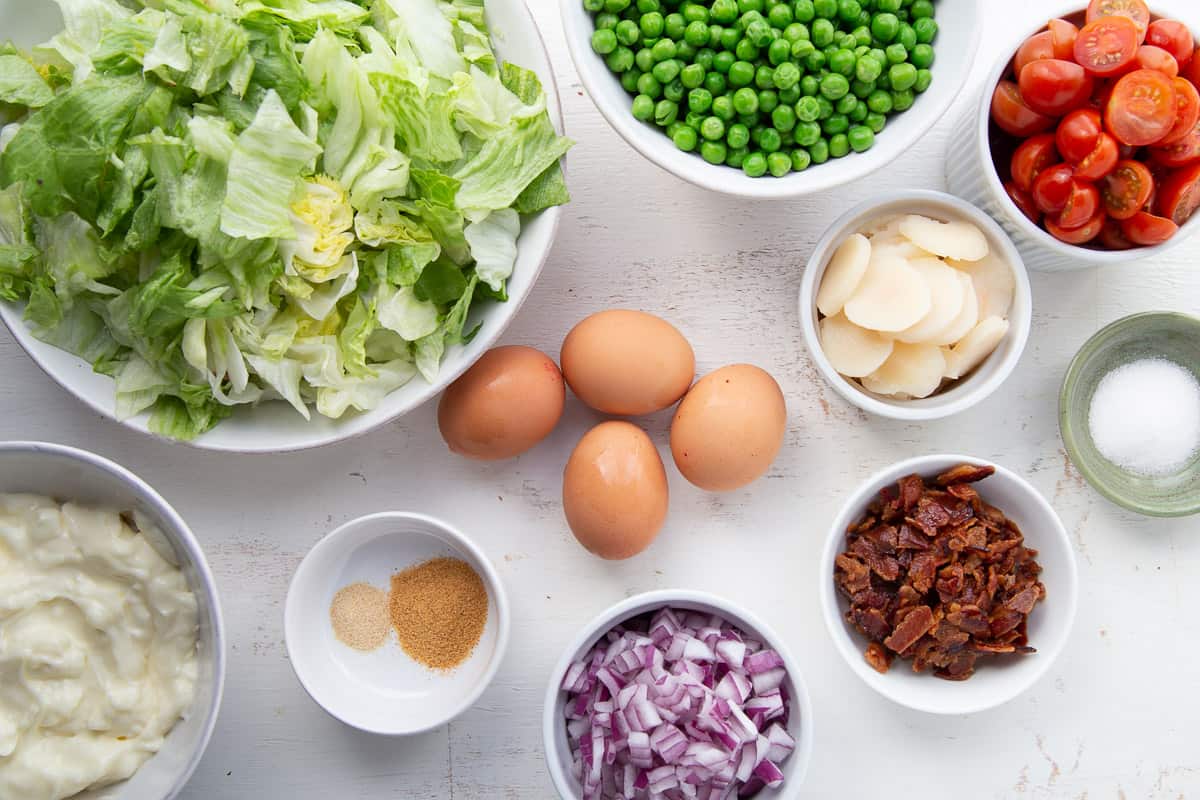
[562,0,982,197]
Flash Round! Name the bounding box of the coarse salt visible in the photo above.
[1088,357,1200,477]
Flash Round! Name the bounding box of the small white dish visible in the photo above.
[0,441,225,800]
[542,589,814,799]
[799,190,1032,421]
[561,0,981,198]
[819,455,1078,715]
[284,512,510,736]
[945,0,1200,272]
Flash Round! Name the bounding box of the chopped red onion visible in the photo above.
[562,608,796,799]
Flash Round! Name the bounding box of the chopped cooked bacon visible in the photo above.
[833,465,1045,682]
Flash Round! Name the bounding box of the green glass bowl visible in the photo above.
[1059,312,1200,517]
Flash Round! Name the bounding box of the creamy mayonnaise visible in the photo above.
[0,494,199,800]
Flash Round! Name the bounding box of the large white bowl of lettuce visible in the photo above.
[0,0,569,451]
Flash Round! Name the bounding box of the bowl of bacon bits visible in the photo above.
[820,456,1078,715]
[947,0,1200,271]
[543,590,813,799]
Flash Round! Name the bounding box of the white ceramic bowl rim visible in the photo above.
[973,0,1200,263]
[284,511,512,736]
[799,189,1033,421]
[0,440,226,798]
[818,454,1079,715]
[0,0,564,454]
[561,0,983,198]
[542,589,815,799]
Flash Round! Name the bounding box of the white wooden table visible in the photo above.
[3,1,1199,797]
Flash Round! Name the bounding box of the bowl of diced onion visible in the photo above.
[542,589,813,799]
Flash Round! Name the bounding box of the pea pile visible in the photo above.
[587,0,938,177]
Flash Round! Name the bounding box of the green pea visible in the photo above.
[726,122,751,148]
[793,0,815,23]
[704,72,727,94]
[738,112,759,127]
[673,124,698,150]
[735,38,759,61]
[743,151,768,177]
[712,0,739,23]
[795,95,821,122]
[636,0,660,12]
[707,24,724,47]
[665,121,685,139]
[847,124,874,152]
[866,89,892,113]
[791,39,816,61]
[913,17,937,44]
[914,68,932,93]
[871,12,899,42]
[748,19,774,47]
[687,87,714,113]
[655,99,679,126]
[607,46,635,72]
[696,140,724,164]
[848,101,868,122]
[811,17,835,47]
[855,54,881,83]
[766,3,790,28]
[851,79,875,98]
[639,11,663,36]
[712,94,736,121]
[738,0,763,13]
[758,88,779,112]
[819,73,850,100]
[804,50,826,72]
[649,38,674,61]
[800,74,820,96]
[876,0,901,11]
[695,47,715,70]
[652,59,680,83]
[664,78,685,101]
[755,65,775,89]
[766,38,791,65]
[909,43,933,70]
[829,48,856,76]
[778,84,801,104]
[591,28,618,54]
[713,50,735,73]
[812,0,836,18]
[677,63,703,89]
[720,26,741,50]
[682,2,708,22]
[889,62,916,92]
[759,127,782,152]
[682,19,707,45]
[809,137,829,163]
[729,60,756,86]
[620,69,642,92]
[665,13,686,38]
[595,10,619,27]
[850,25,872,48]
[816,95,834,119]
[782,22,809,44]
[767,151,792,176]
[794,119,821,145]
[724,145,747,167]
[885,43,907,64]
[822,113,848,135]
[605,0,630,12]
[911,0,935,18]
[768,62,798,92]
[614,19,640,45]
[584,0,604,12]
[637,72,662,97]
[829,132,850,158]
[892,88,914,111]
[685,110,705,129]
[837,0,861,22]
[696,115,723,141]
[771,103,797,132]
[732,86,759,115]
[791,147,812,171]
[631,94,655,120]
[635,47,655,71]
[835,94,856,115]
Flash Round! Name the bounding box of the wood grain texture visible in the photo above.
[2,0,1200,797]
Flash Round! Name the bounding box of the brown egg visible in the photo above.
[670,364,787,492]
[563,421,669,560]
[438,346,564,460]
[561,310,695,416]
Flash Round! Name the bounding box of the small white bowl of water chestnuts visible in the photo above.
[800,190,1032,421]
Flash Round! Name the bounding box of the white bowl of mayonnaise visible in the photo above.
[0,442,225,800]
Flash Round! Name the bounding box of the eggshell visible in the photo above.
[438,346,564,460]
[561,310,695,415]
[670,364,787,492]
[563,421,669,560]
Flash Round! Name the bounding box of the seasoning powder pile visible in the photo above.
[330,583,390,651]
[389,557,488,670]
[1088,357,1200,477]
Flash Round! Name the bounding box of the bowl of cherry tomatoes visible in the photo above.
[947,0,1200,271]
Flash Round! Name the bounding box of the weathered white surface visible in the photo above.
[1,1,1199,797]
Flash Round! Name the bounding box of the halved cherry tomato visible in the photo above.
[1099,217,1136,248]
[1049,19,1080,60]
[1150,116,1200,166]
[1155,161,1200,224]
[1120,210,1178,244]
[1162,77,1200,144]
[1016,31,1057,75]
[1136,45,1180,78]
[1075,15,1140,76]
[1033,164,1076,214]
[1107,69,1178,145]
[1006,181,1043,224]
[1012,134,1060,191]
[1019,59,1095,116]
[1087,0,1151,44]
[992,80,1056,137]
[1146,20,1195,66]
[1059,181,1102,228]
[1102,159,1155,218]
[1046,208,1106,243]
[1056,109,1102,163]
[1077,132,1120,179]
